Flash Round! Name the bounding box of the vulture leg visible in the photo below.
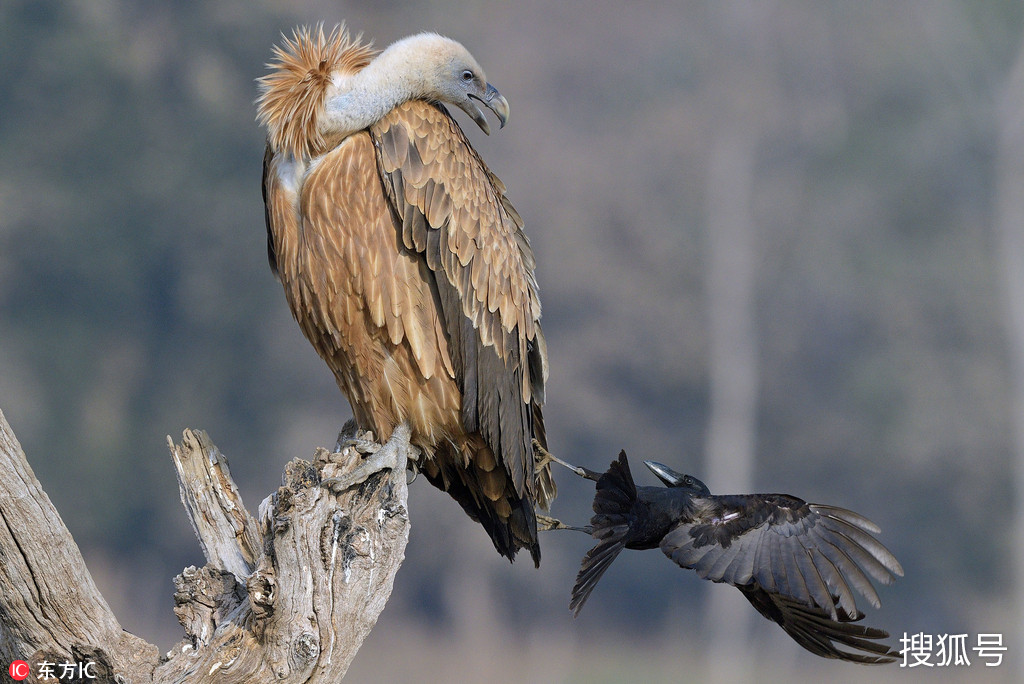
[533,441,602,481]
[323,422,418,492]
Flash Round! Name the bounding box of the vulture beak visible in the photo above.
[467,83,509,135]
[644,460,687,488]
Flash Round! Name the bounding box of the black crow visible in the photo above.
[568,451,903,664]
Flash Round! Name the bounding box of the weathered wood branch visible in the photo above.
[0,408,158,682]
[0,407,411,682]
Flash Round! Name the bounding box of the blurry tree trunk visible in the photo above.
[702,1,778,678]
[993,32,1024,684]
[703,122,759,683]
[0,407,410,682]
[0,409,159,679]
[703,119,760,674]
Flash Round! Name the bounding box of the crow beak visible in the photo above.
[643,460,687,487]
[467,83,509,135]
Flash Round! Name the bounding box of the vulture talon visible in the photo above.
[335,436,381,457]
[334,418,359,447]
[322,423,414,492]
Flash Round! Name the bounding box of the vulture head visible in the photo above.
[383,32,510,135]
[257,25,509,159]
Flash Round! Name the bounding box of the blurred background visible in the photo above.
[2,0,1023,681]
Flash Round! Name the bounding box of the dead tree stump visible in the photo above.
[0,407,411,683]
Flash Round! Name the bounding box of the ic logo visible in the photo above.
[8,660,30,680]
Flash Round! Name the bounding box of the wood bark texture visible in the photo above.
[0,407,411,683]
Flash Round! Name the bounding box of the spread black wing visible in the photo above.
[660,490,903,663]
[660,494,903,621]
[739,585,898,664]
[569,451,904,663]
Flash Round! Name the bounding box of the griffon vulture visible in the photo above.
[560,452,903,664]
[257,25,554,564]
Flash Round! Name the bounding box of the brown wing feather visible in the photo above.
[264,112,554,563]
[370,101,554,507]
[266,133,454,435]
[262,143,280,278]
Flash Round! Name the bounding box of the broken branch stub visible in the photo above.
[0,405,410,683]
[164,429,412,682]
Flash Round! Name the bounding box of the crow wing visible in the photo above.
[660,493,904,620]
[738,584,899,664]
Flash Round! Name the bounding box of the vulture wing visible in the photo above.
[262,143,280,278]
[264,131,456,412]
[659,493,904,621]
[370,100,553,507]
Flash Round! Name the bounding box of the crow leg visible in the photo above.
[533,441,602,481]
[536,514,593,535]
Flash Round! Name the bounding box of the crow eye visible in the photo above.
[461,70,474,82]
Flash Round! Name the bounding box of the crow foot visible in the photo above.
[536,513,593,534]
[532,441,602,481]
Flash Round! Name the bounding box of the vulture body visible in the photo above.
[257,26,554,564]
[571,452,903,664]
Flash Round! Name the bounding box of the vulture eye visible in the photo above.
[461,69,474,82]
